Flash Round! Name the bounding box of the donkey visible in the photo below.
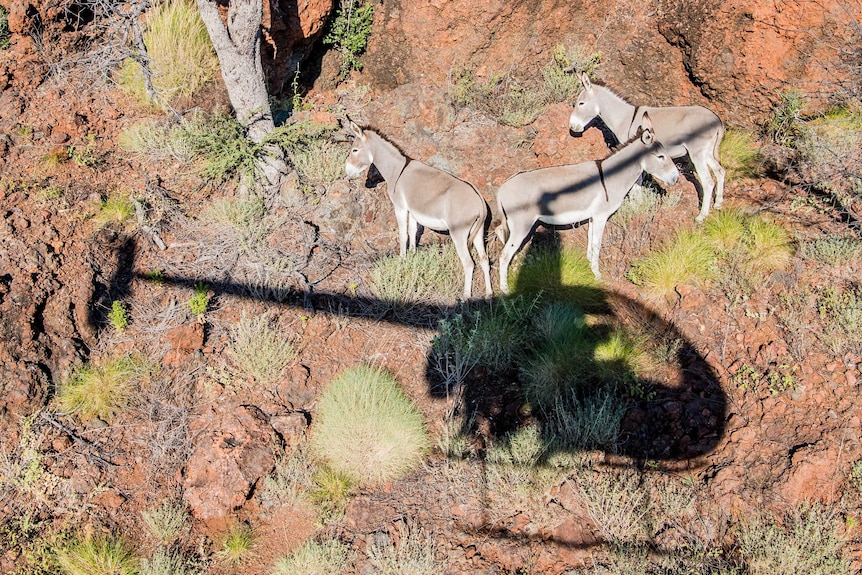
[569,73,726,223]
[496,113,679,293]
[344,119,492,299]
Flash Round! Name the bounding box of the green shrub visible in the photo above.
[217,523,255,566]
[226,313,297,386]
[55,535,139,575]
[520,302,641,410]
[108,300,129,332]
[311,365,429,486]
[272,539,349,575]
[309,466,354,524]
[548,389,627,452]
[288,139,346,185]
[720,128,763,180]
[796,107,862,210]
[139,547,197,575]
[117,120,193,160]
[116,0,218,108]
[628,229,717,300]
[187,283,209,320]
[368,245,463,309]
[57,356,145,422]
[768,89,807,146]
[94,194,135,229]
[737,504,850,575]
[817,284,862,356]
[324,0,374,79]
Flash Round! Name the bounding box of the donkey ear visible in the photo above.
[639,111,653,132]
[344,116,363,137]
[580,72,592,91]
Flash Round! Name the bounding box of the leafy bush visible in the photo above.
[548,389,628,452]
[108,300,129,332]
[288,139,346,185]
[57,356,145,422]
[226,313,297,386]
[324,0,374,79]
[272,539,349,575]
[768,89,807,146]
[187,283,209,320]
[116,0,219,108]
[311,365,429,486]
[55,535,139,575]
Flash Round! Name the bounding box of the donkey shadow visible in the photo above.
[424,229,725,463]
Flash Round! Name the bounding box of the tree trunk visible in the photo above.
[195,0,288,193]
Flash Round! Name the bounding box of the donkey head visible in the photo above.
[345,118,373,178]
[638,113,679,187]
[568,72,599,133]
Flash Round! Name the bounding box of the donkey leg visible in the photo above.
[709,155,727,210]
[472,228,493,297]
[450,233,476,299]
[587,217,608,280]
[691,154,716,224]
[394,207,410,255]
[407,213,419,251]
[498,219,533,295]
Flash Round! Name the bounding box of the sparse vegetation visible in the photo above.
[737,504,850,575]
[308,466,354,524]
[225,313,297,386]
[115,0,219,108]
[187,283,209,321]
[141,500,189,545]
[55,535,139,575]
[368,245,463,309]
[721,128,764,180]
[448,42,601,126]
[311,365,429,486]
[324,0,374,80]
[94,194,135,229]
[56,356,146,422]
[0,6,10,50]
[800,233,862,266]
[367,522,442,575]
[272,538,349,575]
[217,523,255,566]
[108,300,129,332]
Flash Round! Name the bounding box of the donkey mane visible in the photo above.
[360,125,415,162]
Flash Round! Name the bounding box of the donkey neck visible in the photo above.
[367,132,409,185]
[598,140,646,206]
[596,86,639,141]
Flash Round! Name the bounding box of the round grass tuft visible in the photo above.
[311,365,429,486]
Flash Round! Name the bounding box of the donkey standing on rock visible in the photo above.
[344,119,493,299]
[569,73,726,223]
[496,113,679,293]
